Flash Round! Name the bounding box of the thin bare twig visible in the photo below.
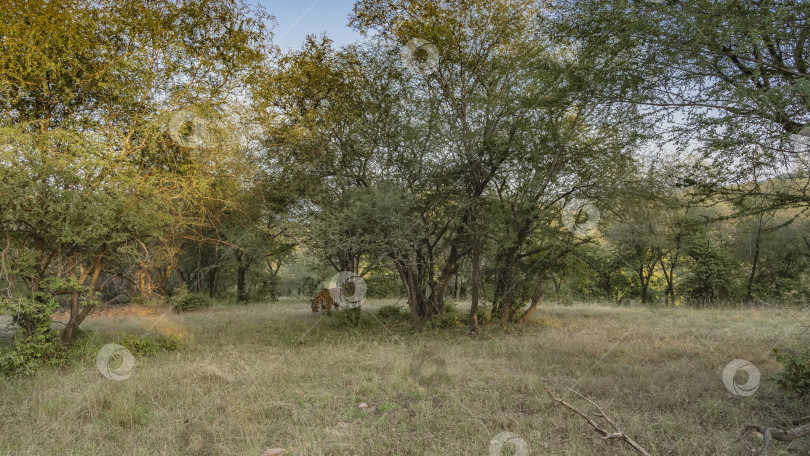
[543,385,652,456]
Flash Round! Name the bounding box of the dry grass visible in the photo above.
[0,300,808,455]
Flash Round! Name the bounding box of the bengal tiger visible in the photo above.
[310,287,345,315]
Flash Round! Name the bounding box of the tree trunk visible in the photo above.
[517,271,546,323]
[499,269,514,326]
[61,291,95,345]
[638,261,648,305]
[665,260,676,307]
[207,265,218,298]
[746,214,764,303]
[268,260,281,301]
[397,263,426,329]
[468,209,481,333]
[61,251,104,345]
[235,251,248,303]
[640,281,648,305]
[658,248,677,307]
[492,247,521,325]
[237,266,247,302]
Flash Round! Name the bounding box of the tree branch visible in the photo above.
[738,421,810,456]
[543,385,652,456]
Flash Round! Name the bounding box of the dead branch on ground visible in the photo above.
[737,421,810,456]
[543,385,652,456]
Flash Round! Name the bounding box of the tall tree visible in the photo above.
[550,0,810,209]
[0,0,272,346]
[352,0,639,331]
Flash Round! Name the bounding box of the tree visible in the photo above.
[255,36,461,327]
[550,0,810,212]
[682,229,739,306]
[0,0,271,348]
[351,0,640,331]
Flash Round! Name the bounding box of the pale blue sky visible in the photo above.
[259,0,365,51]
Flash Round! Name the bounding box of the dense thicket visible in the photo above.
[0,0,808,360]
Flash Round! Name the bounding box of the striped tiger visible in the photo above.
[310,287,345,315]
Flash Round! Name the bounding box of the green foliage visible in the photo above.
[772,348,810,397]
[0,296,66,376]
[0,326,66,377]
[335,309,371,328]
[474,303,493,325]
[3,0,810,355]
[0,0,272,349]
[117,334,184,356]
[376,304,409,320]
[171,290,213,312]
[743,217,810,301]
[570,245,633,303]
[424,309,464,330]
[682,233,739,305]
[364,269,406,298]
[548,0,810,168]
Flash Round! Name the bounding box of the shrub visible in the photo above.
[377,304,408,320]
[118,333,184,356]
[682,234,739,305]
[772,348,810,397]
[475,304,493,325]
[0,326,66,376]
[424,309,463,330]
[336,308,371,328]
[0,295,66,376]
[172,290,212,312]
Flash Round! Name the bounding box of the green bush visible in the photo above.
[475,304,493,325]
[336,308,371,328]
[376,304,409,320]
[424,309,464,330]
[118,333,184,356]
[0,295,66,376]
[172,290,212,312]
[0,326,66,376]
[363,269,406,298]
[772,348,810,396]
[683,234,739,305]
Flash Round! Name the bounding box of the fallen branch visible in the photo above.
[738,421,810,456]
[792,415,810,425]
[543,385,652,456]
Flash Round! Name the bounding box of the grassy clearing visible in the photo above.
[0,300,808,455]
